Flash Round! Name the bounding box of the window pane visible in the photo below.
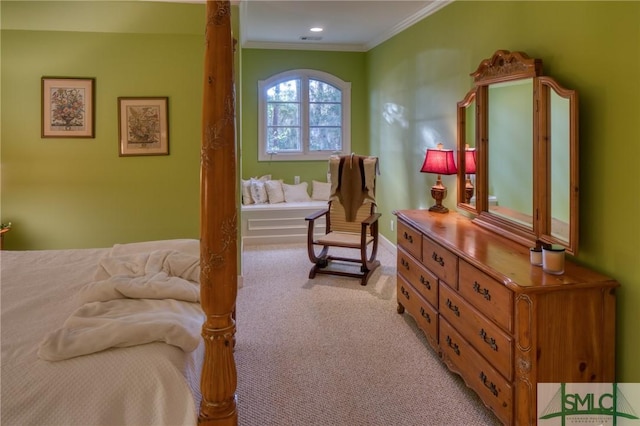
[267,103,300,126]
[309,79,341,102]
[309,103,341,126]
[309,127,341,152]
[259,70,349,161]
[267,127,301,152]
[266,79,300,102]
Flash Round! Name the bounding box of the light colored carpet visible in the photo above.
[235,243,502,426]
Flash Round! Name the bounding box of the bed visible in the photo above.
[1,240,205,425]
[1,2,238,425]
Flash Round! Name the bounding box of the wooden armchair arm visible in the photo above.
[361,212,381,227]
[305,208,329,222]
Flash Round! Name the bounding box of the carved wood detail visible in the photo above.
[199,1,238,425]
[515,294,533,352]
[470,50,542,85]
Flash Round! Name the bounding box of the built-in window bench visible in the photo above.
[241,201,328,245]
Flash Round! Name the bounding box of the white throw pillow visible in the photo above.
[311,180,331,201]
[283,182,311,202]
[265,180,285,204]
[242,175,271,205]
[241,179,253,205]
[250,178,269,204]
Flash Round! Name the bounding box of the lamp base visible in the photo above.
[464,176,475,204]
[465,186,474,204]
[428,204,449,214]
[429,185,449,214]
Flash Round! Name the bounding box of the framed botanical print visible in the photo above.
[42,77,95,138]
[118,97,169,156]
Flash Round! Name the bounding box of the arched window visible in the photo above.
[258,69,351,161]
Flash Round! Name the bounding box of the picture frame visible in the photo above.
[41,77,95,138]
[118,97,170,157]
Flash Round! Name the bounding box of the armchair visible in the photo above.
[305,154,381,286]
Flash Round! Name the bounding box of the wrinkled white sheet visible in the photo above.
[38,249,204,361]
[1,239,204,426]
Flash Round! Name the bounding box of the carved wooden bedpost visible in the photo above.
[199,1,238,425]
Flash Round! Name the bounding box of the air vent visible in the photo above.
[300,36,322,41]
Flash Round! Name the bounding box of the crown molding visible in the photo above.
[239,0,452,52]
[365,0,454,51]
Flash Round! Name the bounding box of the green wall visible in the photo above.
[1,1,207,249]
[2,0,639,383]
[367,1,640,382]
[240,49,367,184]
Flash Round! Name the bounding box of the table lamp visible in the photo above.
[420,143,457,213]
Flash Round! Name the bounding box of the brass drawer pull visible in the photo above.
[419,307,431,323]
[431,251,444,266]
[480,372,499,397]
[419,275,431,290]
[400,286,410,300]
[400,258,410,270]
[403,232,414,243]
[479,328,498,351]
[446,335,460,355]
[473,281,492,301]
[446,299,460,317]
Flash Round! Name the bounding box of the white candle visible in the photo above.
[530,247,542,266]
[543,246,565,275]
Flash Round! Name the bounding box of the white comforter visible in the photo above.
[1,239,204,426]
[39,249,204,361]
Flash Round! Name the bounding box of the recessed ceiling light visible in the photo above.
[310,27,323,33]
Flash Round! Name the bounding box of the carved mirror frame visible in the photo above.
[457,50,579,255]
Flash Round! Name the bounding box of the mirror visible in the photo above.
[456,88,477,210]
[539,76,579,251]
[457,50,579,255]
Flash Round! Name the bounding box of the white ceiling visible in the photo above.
[237,0,452,52]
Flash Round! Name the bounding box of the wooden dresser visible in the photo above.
[0,227,10,250]
[394,210,618,425]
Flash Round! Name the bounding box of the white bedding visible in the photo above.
[0,239,204,426]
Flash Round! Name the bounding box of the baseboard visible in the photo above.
[379,234,397,255]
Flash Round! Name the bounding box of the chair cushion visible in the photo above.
[315,231,374,248]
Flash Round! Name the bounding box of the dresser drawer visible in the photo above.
[440,318,512,425]
[397,277,438,349]
[459,260,513,332]
[397,247,438,307]
[397,221,422,260]
[439,283,513,381]
[422,236,458,287]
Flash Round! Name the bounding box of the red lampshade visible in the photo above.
[465,148,477,174]
[420,147,457,175]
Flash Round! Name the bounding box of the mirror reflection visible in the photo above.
[456,89,477,211]
[550,90,570,242]
[540,75,578,250]
[487,79,534,228]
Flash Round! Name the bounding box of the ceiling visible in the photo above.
[236,1,452,52]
